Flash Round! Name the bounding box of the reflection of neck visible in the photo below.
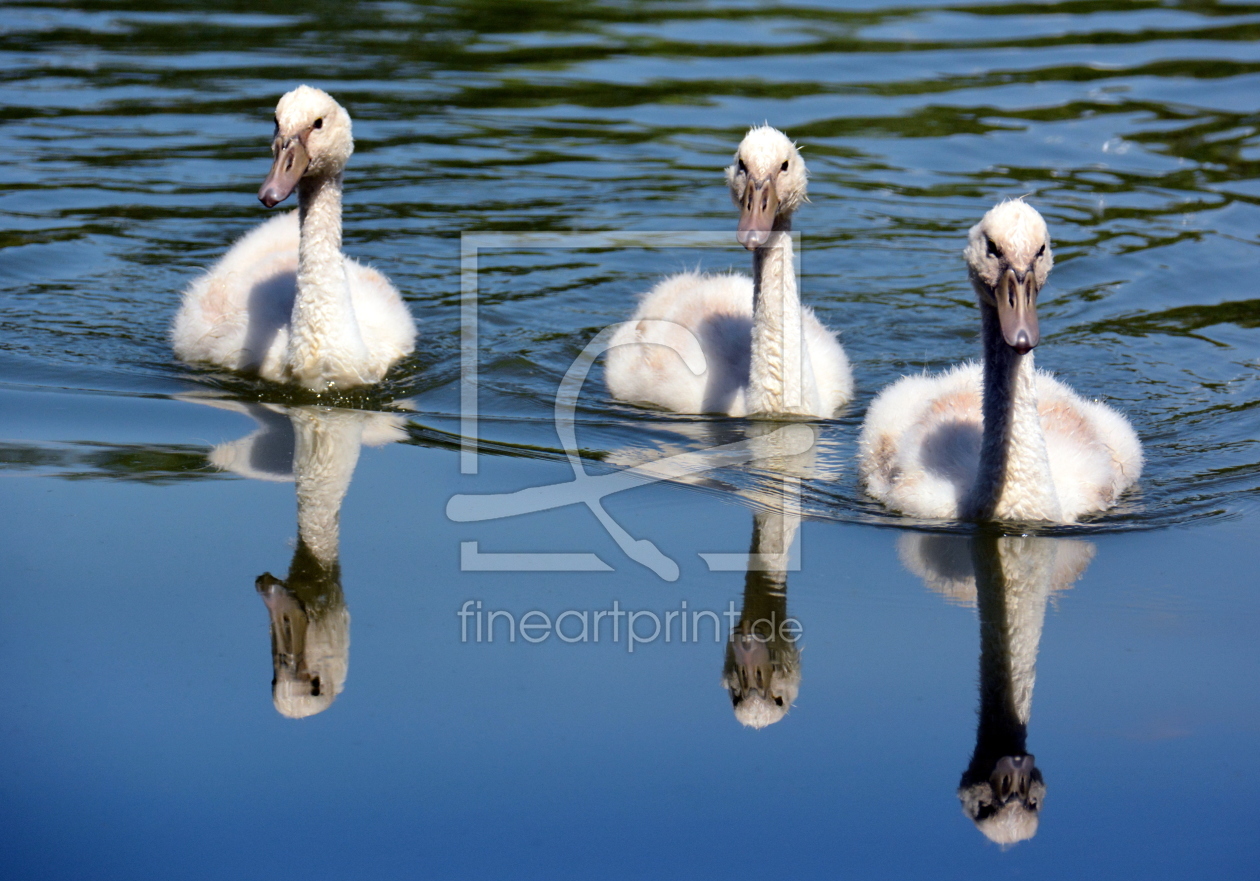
[966,301,1059,521]
[292,407,365,568]
[723,505,802,728]
[283,538,344,615]
[288,173,368,388]
[749,226,817,416]
[737,507,797,626]
[964,536,1053,779]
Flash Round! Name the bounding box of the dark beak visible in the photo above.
[731,629,773,701]
[258,137,310,208]
[995,267,1040,353]
[989,754,1040,808]
[736,177,779,250]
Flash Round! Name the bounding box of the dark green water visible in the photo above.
[1,2,1258,878]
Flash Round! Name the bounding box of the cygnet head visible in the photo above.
[964,200,1054,354]
[725,125,808,251]
[722,627,801,729]
[256,572,349,719]
[958,753,1046,845]
[259,85,354,208]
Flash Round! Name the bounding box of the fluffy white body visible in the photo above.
[861,362,1142,522]
[859,201,1142,523]
[607,269,850,416]
[173,211,414,388]
[605,126,852,418]
[172,86,416,390]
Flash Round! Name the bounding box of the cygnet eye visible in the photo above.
[780,160,789,172]
[986,236,1002,259]
[737,159,747,175]
[313,117,323,130]
[1036,243,1046,258]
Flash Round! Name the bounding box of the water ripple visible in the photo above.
[0,0,1256,528]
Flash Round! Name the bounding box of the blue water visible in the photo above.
[1,1,1258,878]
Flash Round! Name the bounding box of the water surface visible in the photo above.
[1,1,1258,878]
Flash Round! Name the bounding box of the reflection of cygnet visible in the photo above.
[601,421,836,496]
[196,398,405,717]
[899,532,1094,845]
[603,420,819,727]
[722,507,802,729]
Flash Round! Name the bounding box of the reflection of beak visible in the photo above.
[257,573,307,668]
[736,177,779,250]
[995,267,1039,353]
[258,137,310,208]
[990,754,1039,807]
[731,631,773,699]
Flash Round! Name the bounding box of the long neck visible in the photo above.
[742,505,798,607]
[292,408,365,569]
[748,225,819,416]
[288,174,368,389]
[281,539,344,616]
[722,506,801,726]
[965,300,1060,521]
[967,536,1052,772]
